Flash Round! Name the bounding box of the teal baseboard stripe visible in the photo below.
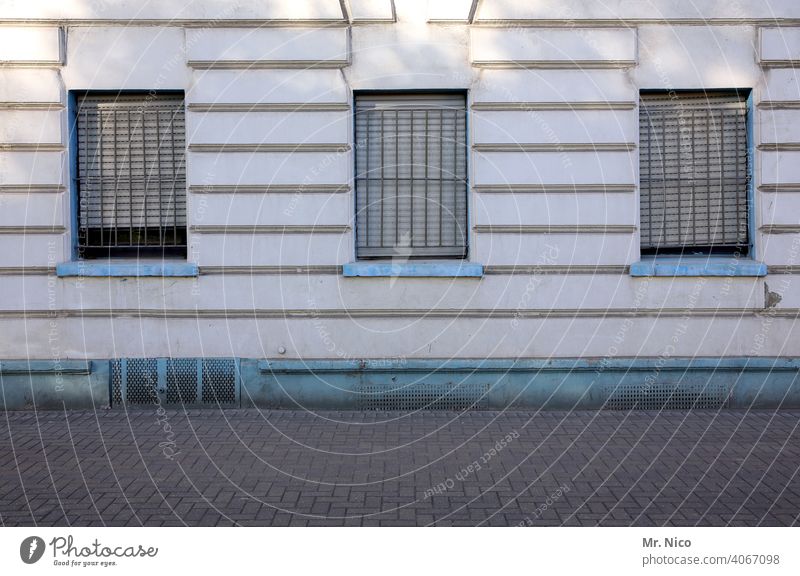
[2,357,799,410]
[258,357,800,373]
[0,360,108,410]
[630,257,767,277]
[0,360,91,375]
[343,261,484,278]
[249,357,800,410]
[57,261,199,278]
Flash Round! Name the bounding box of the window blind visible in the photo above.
[76,93,187,253]
[354,93,468,258]
[639,91,749,253]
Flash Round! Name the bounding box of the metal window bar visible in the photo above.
[639,91,749,254]
[76,93,187,256]
[354,94,468,258]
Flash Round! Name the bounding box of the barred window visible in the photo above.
[355,93,468,258]
[639,90,750,255]
[75,92,187,257]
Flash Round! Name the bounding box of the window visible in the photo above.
[354,93,468,259]
[74,92,187,258]
[639,90,750,256]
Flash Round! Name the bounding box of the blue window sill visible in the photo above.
[56,261,199,278]
[343,261,484,278]
[630,257,767,277]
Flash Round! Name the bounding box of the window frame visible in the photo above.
[68,89,188,260]
[352,89,471,261]
[637,88,755,259]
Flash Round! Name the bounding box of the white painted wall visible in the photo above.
[187,69,349,104]
[471,110,635,144]
[1,0,799,360]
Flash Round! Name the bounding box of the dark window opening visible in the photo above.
[639,90,750,257]
[354,92,468,259]
[74,92,187,258]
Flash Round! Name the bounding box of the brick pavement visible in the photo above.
[1,409,799,526]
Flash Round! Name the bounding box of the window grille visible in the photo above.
[355,93,468,258]
[75,93,187,256]
[639,91,750,254]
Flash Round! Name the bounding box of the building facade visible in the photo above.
[1,0,799,410]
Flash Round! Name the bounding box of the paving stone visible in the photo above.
[0,409,798,526]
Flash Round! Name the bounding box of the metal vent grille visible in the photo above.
[166,358,198,404]
[605,381,730,410]
[111,358,239,407]
[359,381,488,411]
[111,359,123,406]
[201,359,237,405]
[125,358,159,405]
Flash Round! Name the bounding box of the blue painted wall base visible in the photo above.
[2,358,799,410]
[244,358,800,410]
[0,360,110,410]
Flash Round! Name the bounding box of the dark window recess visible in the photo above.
[75,92,187,257]
[639,91,750,256]
[354,93,468,259]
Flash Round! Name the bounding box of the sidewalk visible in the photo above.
[1,409,798,526]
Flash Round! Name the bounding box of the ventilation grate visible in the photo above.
[111,359,123,406]
[359,381,489,411]
[111,358,239,408]
[605,381,730,410]
[201,358,238,405]
[166,358,198,404]
[125,358,159,405]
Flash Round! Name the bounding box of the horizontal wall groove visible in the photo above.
[187,59,349,70]
[0,102,64,111]
[483,265,630,275]
[0,143,64,152]
[189,225,350,234]
[757,101,800,110]
[0,185,65,194]
[0,265,644,277]
[0,19,349,27]
[188,184,350,194]
[473,142,635,152]
[188,143,350,153]
[758,184,800,193]
[471,101,637,111]
[768,266,800,274]
[0,266,53,276]
[471,60,636,70]
[3,19,799,28]
[760,60,800,69]
[199,265,342,275]
[473,224,636,234]
[350,19,397,25]
[473,184,636,194]
[472,18,800,27]
[0,62,61,69]
[0,226,64,234]
[760,225,800,234]
[1,308,797,319]
[758,143,800,151]
[187,103,351,112]
[196,266,633,276]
